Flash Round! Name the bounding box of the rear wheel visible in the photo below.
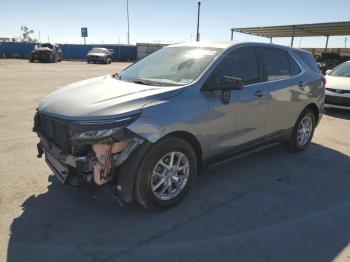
[285,108,316,152]
[134,137,197,210]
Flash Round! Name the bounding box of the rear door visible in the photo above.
[258,47,305,136]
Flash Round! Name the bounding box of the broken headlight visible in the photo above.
[69,114,139,141]
[73,127,122,140]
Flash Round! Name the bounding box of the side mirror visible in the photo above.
[203,76,244,105]
[325,69,332,75]
[219,76,244,90]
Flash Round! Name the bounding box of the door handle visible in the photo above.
[254,90,265,97]
[298,81,304,88]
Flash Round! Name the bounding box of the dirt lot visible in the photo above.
[1,59,350,262]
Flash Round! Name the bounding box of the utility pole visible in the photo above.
[38,31,41,43]
[345,37,348,48]
[127,0,130,45]
[196,2,201,42]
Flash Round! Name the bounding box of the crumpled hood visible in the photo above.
[39,75,183,120]
[325,75,350,91]
[87,52,106,57]
[34,47,53,52]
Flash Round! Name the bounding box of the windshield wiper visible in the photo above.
[131,80,154,85]
[113,73,122,80]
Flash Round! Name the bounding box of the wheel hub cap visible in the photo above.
[151,151,189,201]
[297,115,313,146]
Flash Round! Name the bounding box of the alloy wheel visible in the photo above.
[151,151,190,201]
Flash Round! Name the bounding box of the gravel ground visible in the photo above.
[0,59,349,262]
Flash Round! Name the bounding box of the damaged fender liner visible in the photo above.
[116,139,154,202]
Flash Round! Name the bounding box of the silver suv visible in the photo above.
[33,42,324,210]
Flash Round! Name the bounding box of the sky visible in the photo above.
[1,0,350,48]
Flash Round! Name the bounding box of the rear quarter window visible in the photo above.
[288,54,302,76]
[292,50,320,73]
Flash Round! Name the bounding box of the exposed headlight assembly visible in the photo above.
[70,114,139,141]
[74,127,122,140]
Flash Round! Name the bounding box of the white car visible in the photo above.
[325,61,350,110]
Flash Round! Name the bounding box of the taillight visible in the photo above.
[321,77,326,87]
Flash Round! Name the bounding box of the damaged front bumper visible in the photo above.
[34,111,144,202]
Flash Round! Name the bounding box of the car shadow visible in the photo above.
[325,108,350,120]
[7,143,350,262]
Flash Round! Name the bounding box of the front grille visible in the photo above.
[36,113,68,151]
[35,52,50,59]
[325,95,350,107]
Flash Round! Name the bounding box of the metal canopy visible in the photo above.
[231,21,350,38]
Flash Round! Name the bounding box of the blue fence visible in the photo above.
[0,42,137,61]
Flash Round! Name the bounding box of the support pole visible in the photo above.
[290,27,295,47]
[127,0,130,45]
[196,2,201,42]
[270,37,272,44]
[324,36,329,53]
[230,29,234,41]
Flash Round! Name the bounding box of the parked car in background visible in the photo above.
[87,48,114,64]
[324,61,350,110]
[33,42,324,210]
[30,43,62,63]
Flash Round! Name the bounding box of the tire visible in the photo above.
[134,137,197,211]
[29,59,34,63]
[87,60,90,64]
[285,108,316,152]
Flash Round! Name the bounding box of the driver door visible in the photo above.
[204,46,269,157]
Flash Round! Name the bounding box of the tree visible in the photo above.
[18,26,38,43]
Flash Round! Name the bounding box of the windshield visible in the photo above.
[38,43,53,49]
[118,46,223,86]
[91,48,108,54]
[330,62,350,77]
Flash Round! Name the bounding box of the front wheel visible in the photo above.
[285,108,316,152]
[134,137,197,210]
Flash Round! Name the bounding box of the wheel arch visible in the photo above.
[163,131,203,173]
[304,103,320,124]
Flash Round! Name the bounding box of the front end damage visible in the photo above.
[33,111,144,203]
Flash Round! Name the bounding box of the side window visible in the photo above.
[260,48,290,81]
[212,47,260,85]
[288,54,301,76]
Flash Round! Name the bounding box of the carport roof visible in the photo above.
[231,21,350,38]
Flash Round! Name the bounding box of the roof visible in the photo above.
[169,41,242,49]
[231,21,350,38]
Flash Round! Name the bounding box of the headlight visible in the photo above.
[74,127,122,140]
[69,114,139,141]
